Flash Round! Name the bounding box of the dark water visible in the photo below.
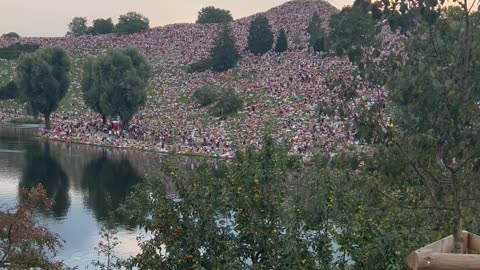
[0,124,203,269]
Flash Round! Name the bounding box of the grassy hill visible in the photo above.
[0,0,373,155]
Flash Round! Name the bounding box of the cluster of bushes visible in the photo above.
[193,86,243,117]
[0,81,18,100]
[0,43,40,60]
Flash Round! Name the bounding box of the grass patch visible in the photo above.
[233,112,247,120]
[177,94,190,104]
[10,117,42,124]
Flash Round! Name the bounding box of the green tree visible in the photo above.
[68,17,88,37]
[247,15,274,55]
[90,18,114,35]
[307,11,328,52]
[86,47,150,129]
[196,6,233,24]
[1,32,20,38]
[209,24,240,72]
[193,85,218,107]
[81,58,108,124]
[16,47,70,130]
[120,134,336,269]
[209,88,243,116]
[114,12,149,35]
[274,28,288,53]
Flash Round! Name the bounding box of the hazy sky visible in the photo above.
[0,0,351,37]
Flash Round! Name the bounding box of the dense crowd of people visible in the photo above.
[0,0,404,159]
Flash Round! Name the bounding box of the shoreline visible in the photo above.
[37,135,214,159]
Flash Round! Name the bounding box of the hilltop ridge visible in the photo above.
[0,0,338,64]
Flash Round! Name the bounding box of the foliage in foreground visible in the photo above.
[115,131,456,269]
[307,11,328,52]
[0,185,66,269]
[0,43,40,60]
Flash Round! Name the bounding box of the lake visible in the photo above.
[0,124,207,269]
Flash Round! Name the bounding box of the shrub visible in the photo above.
[193,86,218,106]
[209,88,243,117]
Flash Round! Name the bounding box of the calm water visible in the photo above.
[0,124,203,269]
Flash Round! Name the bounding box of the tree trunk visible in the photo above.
[453,208,463,253]
[122,119,129,131]
[44,113,51,130]
[102,115,107,125]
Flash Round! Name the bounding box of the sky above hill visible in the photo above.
[0,0,350,37]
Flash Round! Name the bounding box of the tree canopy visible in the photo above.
[16,47,71,129]
[274,28,288,53]
[247,15,274,55]
[89,18,114,35]
[81,59,108,123]
[68,17,88,37]
[329,5,378,61]
[81,47,150,128]
[196,6,234,24]
[1,32,20,38]
[209,24,240,72]
[114,12,150,35]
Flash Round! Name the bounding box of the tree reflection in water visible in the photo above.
[19,142,70,218]
[81,153,142,225]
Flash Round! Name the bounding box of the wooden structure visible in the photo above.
[407,231,480,270]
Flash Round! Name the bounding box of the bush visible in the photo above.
[209,88,243,117]
[0,81,18,100]
[0,43,40,60]
[188,58,211,73]
[193,86,217,106]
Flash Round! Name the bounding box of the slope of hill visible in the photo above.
[0,0,384,158]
